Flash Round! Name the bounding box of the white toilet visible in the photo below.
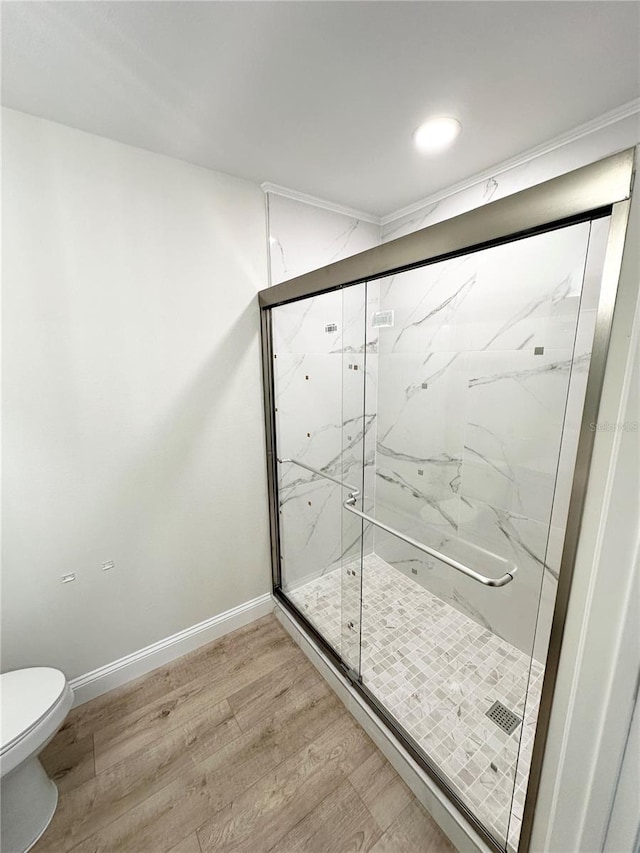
[1,668,73,853]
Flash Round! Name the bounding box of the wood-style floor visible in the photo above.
[34,614,456,853]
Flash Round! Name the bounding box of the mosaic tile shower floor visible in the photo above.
[286,553,544,852]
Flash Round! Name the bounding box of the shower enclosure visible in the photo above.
[259,150,636,852]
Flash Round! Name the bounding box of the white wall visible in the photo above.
[1,108,271,679]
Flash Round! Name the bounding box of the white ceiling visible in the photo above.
[2,1,639,216]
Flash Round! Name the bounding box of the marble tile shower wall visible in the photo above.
[272,282,380,597]
[373,218,610,660]
[267,192,381,611]
[267,189,609,662]
[266,192,380,285]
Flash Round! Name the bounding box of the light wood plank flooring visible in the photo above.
[34,614,456,853]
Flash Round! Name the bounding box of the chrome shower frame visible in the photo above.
[258,148,636,853]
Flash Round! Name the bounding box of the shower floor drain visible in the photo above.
[486,700,522,735]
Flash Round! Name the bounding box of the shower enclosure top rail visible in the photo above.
[279,457,516,588]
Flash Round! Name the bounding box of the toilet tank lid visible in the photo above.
[1,667,68,752]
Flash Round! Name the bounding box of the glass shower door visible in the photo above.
[271,284,368,673]
[267,212,611,853]
[358,218,610,851]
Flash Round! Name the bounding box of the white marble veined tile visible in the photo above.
[374,459,462,530]
[361,352,379,556]
[455,497,551,654]
[274,299,379,597]
[380,176,500,242]
[381,200,446,242]
[272,282,372,357]
[272,291,343,355]
[376,255,478,355]
[279,479,342,587]
[342,281,375,354]
[461,348,575,523]
[267,193,380,286]
[455,223,590,352]
[377,222,591,356]
[365,278,381,353]
[274,353,342,472]
[462,455,554,529]
[275,351,376,591]
[279,478,373,592]
[274,349,378,482]
[457,497,550,573]
[376,352,469,457]
[342,353,373,428]
[374,351,468,530]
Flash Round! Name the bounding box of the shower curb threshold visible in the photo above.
[273,597,493,853]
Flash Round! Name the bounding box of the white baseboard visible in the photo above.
[69,593,272,707]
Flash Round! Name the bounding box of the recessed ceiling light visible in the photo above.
[413,116,461,153]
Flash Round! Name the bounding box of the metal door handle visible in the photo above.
[278,457,516,587]
[342,494,515,588]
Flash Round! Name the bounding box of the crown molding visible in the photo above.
[260,181,381,225]
[381,98,640,226]
[261,101,639,230]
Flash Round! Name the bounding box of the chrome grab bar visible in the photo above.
[278,457,516,588]
[343,494,515,588]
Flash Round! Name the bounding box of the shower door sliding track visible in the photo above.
[259,148,637,853]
